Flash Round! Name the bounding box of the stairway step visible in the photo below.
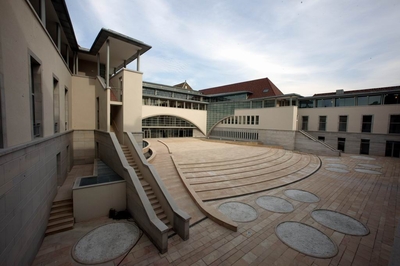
[157,213,167,220]
[145,190,154,196]
[147,194,156,200]
[49,211,73,221]
[143,185,152,191]
[51,206,72,214]
[52,199,72,207]
[45,222,74,236]
[152,203,161,210]
[155,208,164,215]
[52,201,72,208]
[47,217,74,228]
[150,198,159,205]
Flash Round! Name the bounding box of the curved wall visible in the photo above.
[142,106,207,135]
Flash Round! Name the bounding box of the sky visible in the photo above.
[65,0,400,96]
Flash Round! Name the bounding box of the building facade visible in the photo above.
[0,0,399,264]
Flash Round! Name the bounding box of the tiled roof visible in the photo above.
[199,78,283,99]
[313,85,400,97]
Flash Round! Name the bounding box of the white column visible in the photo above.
[136,50,141,71]
[106,39,110,88]
[75,53,79,74]
[40,0,46,26]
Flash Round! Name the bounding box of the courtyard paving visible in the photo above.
[33,138,400,265]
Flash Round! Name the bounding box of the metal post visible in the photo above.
[136,50,141,71]
[40,0,46,26]
[56,23,61,51]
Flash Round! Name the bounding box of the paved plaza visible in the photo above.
[34,138,400,265]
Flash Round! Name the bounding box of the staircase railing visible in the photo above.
[124,132,190,240]
[298,130,340,153]
[104,132,171,253]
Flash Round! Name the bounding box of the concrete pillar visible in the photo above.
[40,0,46,26]
[75,53,79,74]
[56,23,61,51]
[106,39,110,88]
[290,97,292,106]
[136,50,141,71]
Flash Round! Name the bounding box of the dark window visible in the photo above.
[264,100,275,108]
[357,95,381,106]
[360,139,370,155]
[255,116,259,125]
[384,94,400,105]
[338,138,346,152]
[317,99,333,108]
[335,97,355,107]
[361,115,373,133]
[319,116,327,131]
[385,141,400,158]
[389,115,400,134]
[30,56,42,138]
[318,136,325,142]
[338,116,348,132]
[299,100,314,108]
[302,116,308,130]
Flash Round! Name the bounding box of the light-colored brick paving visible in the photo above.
[33,138,400,265]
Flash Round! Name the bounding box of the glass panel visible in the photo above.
[299,100,314,108]
[369,95,381,105]
[319,116,326,131]
[335,97,355,107]
[338,116,347,132]
[362,115,372,133]
[389,115,400,133]
[317,99,333,107]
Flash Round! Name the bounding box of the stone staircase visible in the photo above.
[45,199,74,236]
[120,145,172,230]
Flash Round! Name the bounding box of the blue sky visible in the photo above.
[66,0,400,95]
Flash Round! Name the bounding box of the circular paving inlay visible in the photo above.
[325,167,350,173]
[256,196,294,213]
[355,168,382,175]
[73,223,140,264]
[275,221,338,258]
[284,189,320,203]
[311,209,369,236]
[357,163,382,169]
[326,163,347,168]
[325,158,341,161]
[218,202,258,222]
[351,155,375,160]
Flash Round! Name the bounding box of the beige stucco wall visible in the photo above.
[221,106,298,131]
[0,0,72,147]
[142,106,207,135]
[73,181,126,222]
[71,76,96,130]
[298,105,400,134]
[122,69,143,133]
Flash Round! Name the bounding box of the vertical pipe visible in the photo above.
[136,50,141,71]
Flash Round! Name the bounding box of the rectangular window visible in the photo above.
[255,116,259,125]
[361,115,373,133]
[247,116,250,125]
[264,100,275,108]
[30,56,42,138]
[389,115,400,134]
[251,116,254,125]
[338,138,346,152]
[299,100,314,108]
[239,116,242,124]
[384,93,400,105]
[317,99,333,108]
[318,136,325,142]
[338,116,348,132]
[360,139,370,155]
[335,97,355,107]
[319,116,327,131]
[385,141,400,158]
[301,116,308,130]
[53,78,59,133]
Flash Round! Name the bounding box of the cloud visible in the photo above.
[66,0,400,94]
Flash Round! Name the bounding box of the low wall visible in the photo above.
[295,132,340,156]
[73,179,126,222]
[258,129,296,150]
[73,130,95,165]
[0,131,73,265]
